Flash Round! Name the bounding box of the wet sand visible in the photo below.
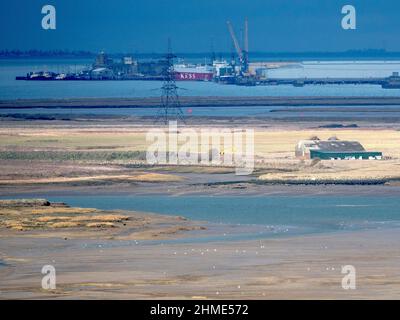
[1,228,400,299]
[2,196,398,300]
[2,173,400,198]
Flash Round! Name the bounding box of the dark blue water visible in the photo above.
[46,195,400,238]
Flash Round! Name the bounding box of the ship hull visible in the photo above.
[174,72,213,81]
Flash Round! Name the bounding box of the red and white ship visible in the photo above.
[174,64,214,81]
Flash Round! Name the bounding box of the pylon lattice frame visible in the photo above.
[157,52,184,124]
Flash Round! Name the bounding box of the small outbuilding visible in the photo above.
[295,137,382,160]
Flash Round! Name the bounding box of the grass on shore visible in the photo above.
[0,200,130,231]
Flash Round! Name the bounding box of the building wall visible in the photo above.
[310,150,383,160]
[138,60,168,76]
[295,140,318,159]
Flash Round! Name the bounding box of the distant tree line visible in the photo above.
[0,49,95,58]
[1,48,400,60]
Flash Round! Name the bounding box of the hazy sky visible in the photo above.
[1,0,399,53]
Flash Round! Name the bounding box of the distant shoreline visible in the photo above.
[2,49,400,60]
[2,96,400,109]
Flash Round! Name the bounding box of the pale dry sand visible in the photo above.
[256,129,400,183]
[0,172,183,186]
[0,125,400,187]
[0,229,399,299]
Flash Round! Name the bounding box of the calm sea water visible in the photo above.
[45,195,400,241]
[1,59,400,100]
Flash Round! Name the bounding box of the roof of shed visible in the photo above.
[314,141,365,152]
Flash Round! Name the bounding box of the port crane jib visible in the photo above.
[226,19,249,76]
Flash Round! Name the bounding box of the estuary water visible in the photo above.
[2,59,400,100]
[44,195,400,241]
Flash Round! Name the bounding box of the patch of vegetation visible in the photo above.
[0,150,147,162]
[0,199,130,231]
[318,123,358,128]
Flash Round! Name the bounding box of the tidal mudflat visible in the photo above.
[1,105,400,299]
[1,223,400,299]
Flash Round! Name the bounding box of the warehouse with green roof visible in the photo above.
[295,137,383,160]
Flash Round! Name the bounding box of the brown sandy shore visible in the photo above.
[0,199,205,239]
[0,119,399,189]
[1,102,400,299]
[3,96,400,108]
[0,200,400,299]
[1,224,400,299]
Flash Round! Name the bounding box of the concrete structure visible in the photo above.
[296,138,382,160]
[213,60,234,77]
[94,51,113,68]
[382,72,400,89]
[137,60,168,76]
[92,52,139,79]
[90,67,114,80]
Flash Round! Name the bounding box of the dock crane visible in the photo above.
[226,18,254,85]
[243,18,249,73]
[226,18,249,75]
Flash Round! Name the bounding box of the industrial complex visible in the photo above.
[16,19,400,88]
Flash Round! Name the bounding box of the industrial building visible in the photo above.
[137,60,168,76]
[92,52,140,79]
[295,137,382,160]
[90,67,114,80]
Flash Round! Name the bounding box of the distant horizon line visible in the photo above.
[2,48,400,59]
